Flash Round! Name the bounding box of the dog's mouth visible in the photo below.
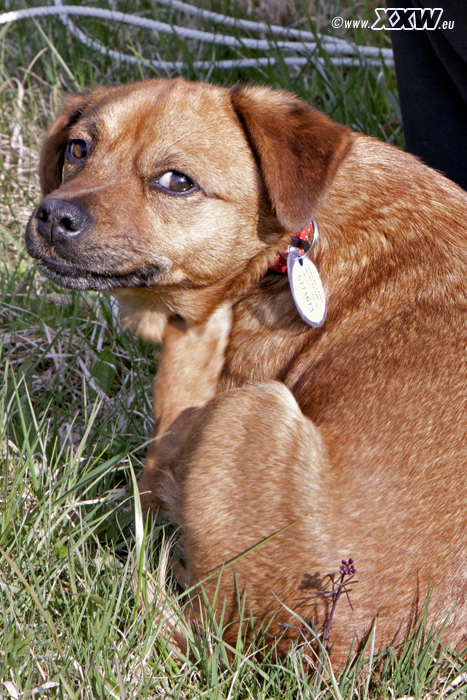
[38,256,160,291]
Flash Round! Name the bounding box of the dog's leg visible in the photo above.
[179,381,336,648]
[138,302,232,514]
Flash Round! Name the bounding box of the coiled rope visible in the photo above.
[0,1,393,71]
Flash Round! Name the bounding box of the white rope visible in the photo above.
[152,0,393,58]
[0,3,393,71]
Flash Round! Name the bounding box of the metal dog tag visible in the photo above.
[287,247,327,327]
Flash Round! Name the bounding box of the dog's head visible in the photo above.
[26,78,351,329]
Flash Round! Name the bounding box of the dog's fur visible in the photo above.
[26,78,467,661]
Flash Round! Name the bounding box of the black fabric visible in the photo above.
[389,1,467,189]
[290,235,310,252]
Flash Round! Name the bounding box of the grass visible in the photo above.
[1,1,467,697]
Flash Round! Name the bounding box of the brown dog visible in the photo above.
[26,78,467,662]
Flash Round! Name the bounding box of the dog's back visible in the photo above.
[192,131,467,656]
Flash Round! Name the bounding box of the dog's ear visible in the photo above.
[39,87,108,195]
[230,85,352,231]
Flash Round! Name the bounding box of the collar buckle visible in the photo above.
[268,220,318,274]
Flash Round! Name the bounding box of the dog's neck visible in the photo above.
[115,243,284,342]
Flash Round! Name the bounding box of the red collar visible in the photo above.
[267,221,315,274]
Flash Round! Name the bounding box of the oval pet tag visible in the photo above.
[287,247,327,327]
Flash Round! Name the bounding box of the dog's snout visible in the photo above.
[35,198,88,244]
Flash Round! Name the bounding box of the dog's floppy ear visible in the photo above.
[39,86,108,195]
[230,85,352,231]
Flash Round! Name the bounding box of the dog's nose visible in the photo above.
[35,198,88,244]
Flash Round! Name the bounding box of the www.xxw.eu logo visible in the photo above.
[372,8,452,30]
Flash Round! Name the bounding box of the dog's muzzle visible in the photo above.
[25,198,161,292]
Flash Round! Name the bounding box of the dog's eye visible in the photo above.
[67,140,88,162]
[156,171,196,193]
